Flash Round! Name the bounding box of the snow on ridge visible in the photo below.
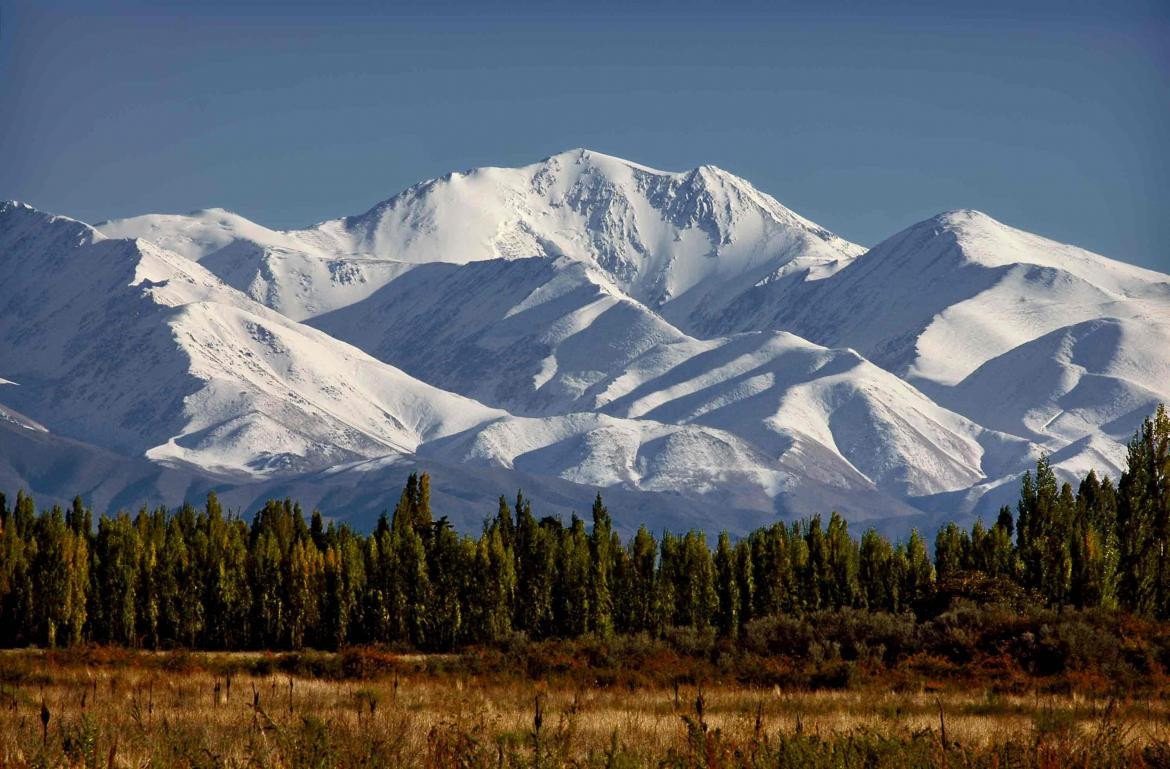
[2,202,507,479]
[7,150,1170,534]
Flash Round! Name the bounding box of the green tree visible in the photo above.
[475,524,515,641]
[159,514,201,647]
[513,493,555,637]
[0,492,37,646]
[824,512,859,608]
[200,493,249,649]
[900,529,934,607]
[30,506,88,646]
[675,531,716,630]
[616,526,656,635]
[733,539,754,627]
[713,531,739,636]
[426,517,468,650]
[1117,405,1170,617]
[587,494,615,637]
[859,528,897,612]
[934,522,965,581]
[93,513,140,646]
[554,515,590,637]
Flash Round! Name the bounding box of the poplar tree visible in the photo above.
[676,531,716,630]
[733,539,754,628]
[619,526,656,634]
[426,517,467,649]
[825,512,859,608]
[554,515,590,637]
[0,492,36,646]
[859,528,896,612]
[901,529,934,606]
[1117,405,1170,617]
[587,494,614,637]
[513,492,554,637]
[393,504,430,648]
[803,516,830,610]
[713,531,739,636]
[31,505,87,646]
[476,524,515,641]
[654,532,680,633]
[934,523,965,581]
[94,513,140,646]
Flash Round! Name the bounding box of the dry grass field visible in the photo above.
[1,648,1168,768]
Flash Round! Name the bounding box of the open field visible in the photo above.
[1,648,1168,768]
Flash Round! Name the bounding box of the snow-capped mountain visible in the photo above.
[0,200,947,530]
[706,208,1170,478]
[308,254,1032,502]
[99,149,862,325]
[0,202,504,477]
[4,150,1168,535]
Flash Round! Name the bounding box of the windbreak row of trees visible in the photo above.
[1,406,1167,652]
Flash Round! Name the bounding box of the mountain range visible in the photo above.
[3,148,1167,536]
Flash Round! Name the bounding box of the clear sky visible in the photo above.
[2,0,1167,271]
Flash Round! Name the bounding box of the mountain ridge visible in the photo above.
[3,149,1167,534]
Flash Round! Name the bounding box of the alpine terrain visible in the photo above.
[3,149,1167,535]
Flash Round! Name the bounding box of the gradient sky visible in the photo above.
[2,0,1167,271]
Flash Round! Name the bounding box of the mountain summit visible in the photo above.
[99,149,863,325]
[5,151,1168,534]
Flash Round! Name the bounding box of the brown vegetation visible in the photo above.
[1,645,1167,769]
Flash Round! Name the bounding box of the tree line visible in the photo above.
[0,405,1167,652]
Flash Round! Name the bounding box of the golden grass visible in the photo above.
[0,649,1167,768]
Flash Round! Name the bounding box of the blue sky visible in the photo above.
[2,0,1167,271]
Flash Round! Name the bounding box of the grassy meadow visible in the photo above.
[1,646,1168,769]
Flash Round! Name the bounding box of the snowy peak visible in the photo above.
[92,153,863,327]
[9,152,1170,535]
[893,208,1169,292]
[2,199,105,252]
[302,148,862,313]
